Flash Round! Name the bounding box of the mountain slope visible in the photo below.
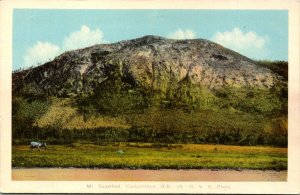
[12,35,288,146]
[13,35,281,97]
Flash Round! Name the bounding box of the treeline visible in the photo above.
[256,60,288,81]
[12,123,287,147]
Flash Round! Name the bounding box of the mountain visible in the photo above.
[13,35,281,97]
[12,35,288,146]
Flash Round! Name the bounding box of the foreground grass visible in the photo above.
[12,143,287,170]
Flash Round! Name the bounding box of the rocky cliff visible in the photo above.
[13,35,281,97]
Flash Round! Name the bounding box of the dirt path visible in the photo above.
[12,168,287,181]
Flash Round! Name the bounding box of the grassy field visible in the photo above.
[12,143,287,170]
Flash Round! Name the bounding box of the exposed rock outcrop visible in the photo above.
[13,35,281,97]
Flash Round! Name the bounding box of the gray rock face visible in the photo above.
[13,35,280,96]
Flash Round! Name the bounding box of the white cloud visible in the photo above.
[62,25,105,51]
[23,25,106,67]
[212,27,269,59]
[23,41,60,67]
[168,29,196,39]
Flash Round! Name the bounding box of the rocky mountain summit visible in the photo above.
[13,35,281,97]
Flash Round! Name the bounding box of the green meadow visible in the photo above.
[12,143,287,170]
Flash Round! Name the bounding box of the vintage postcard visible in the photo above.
[0,0,300,193]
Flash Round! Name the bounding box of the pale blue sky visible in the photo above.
[13,9,288,70]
